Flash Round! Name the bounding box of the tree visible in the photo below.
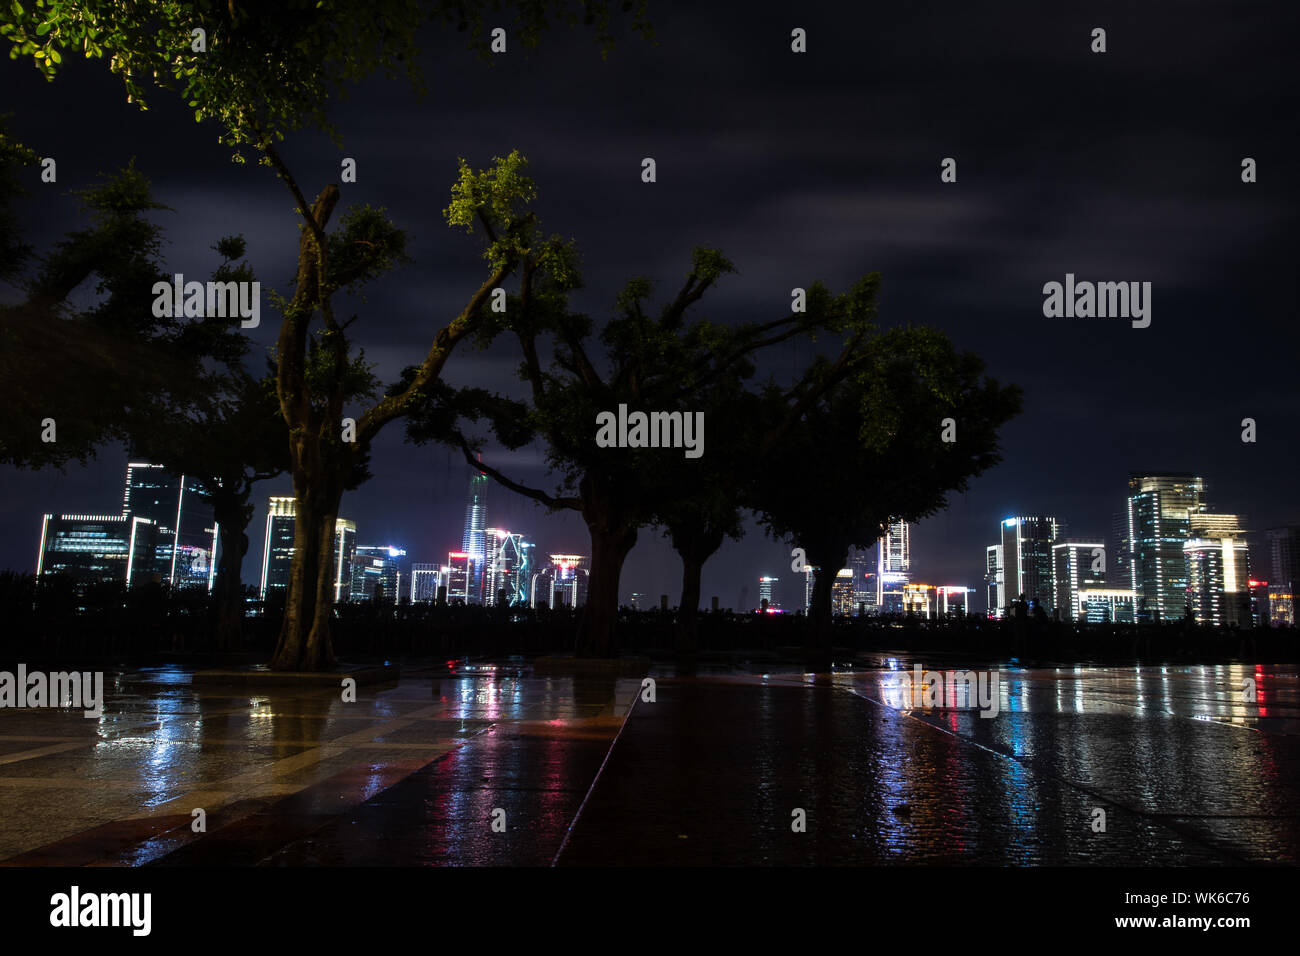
[409,248,880,658]
[751,325,1022,659]
[0,160,243,468]
[2,0,652,671]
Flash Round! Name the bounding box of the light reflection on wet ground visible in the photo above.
[0,659,1295,865]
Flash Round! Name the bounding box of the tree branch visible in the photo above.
[453,432,579,511]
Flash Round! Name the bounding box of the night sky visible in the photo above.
[2,1,1297,611]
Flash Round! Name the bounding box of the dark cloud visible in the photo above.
[3,0,1297,607]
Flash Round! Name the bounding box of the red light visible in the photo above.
[1249,580,1268,588]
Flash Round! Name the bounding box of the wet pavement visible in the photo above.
[0,659,1295,865]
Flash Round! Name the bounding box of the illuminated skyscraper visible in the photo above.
[530,554,589,608]
[349,545,405,603]
[758,575,778,609]
[985,544,1003,617]
[122,462,219,590]
[483,529,533,606]
[1127,473,1205,622]
[875,518,910,612]
[1184,513,1250,626]
[461,472,489,604]
[1052,542,1106,620]
[1000,516,1060,611]
[409,563,441,603]
[446,552,471,604]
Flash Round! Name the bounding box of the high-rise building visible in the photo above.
[461,472,489,604]
[1183,513,1250,626]
[37,513,158,587]
[874,519,910,612]
[258,496,357,601]
[483,529,533,606]
[832,568,855,616]
[122,462,219,590]
[1109,511,1131,588]
[849,546,873,613]
[1052,542,1106,620]
[409,563,441,603]
[804,566,817,612]
[1127,473,1205,622]
[758,575,778,609]
[446,552,471,604]
[530,554,589,608]
[985,544,1003,618]
[349,546,405,603]
[1000,516,1060,612]
[1266,527,1300,625]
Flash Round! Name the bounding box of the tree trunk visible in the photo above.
[271,483,324,670]
[807,543,849,664]
[575,523,638,658]
[302,489,343,671]
[672,523,724,659]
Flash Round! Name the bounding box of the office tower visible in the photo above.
[1109,511,1130,587]
[122,462,219,590]
[758,575,778,608]
[1052,542,1106,620]
[461,471,489,604]
[849,546,873,612]
[258,496,357,601]
[37,513,158,586]
[1266,527,1300,625]
[875,518,910,612]
[483,529,532,606]
[446,551,471,604]
[1076,588,1137,624]
[530,554,589,608]
[985,544,1003,617]
[1127,473,1205,622]
[832,568,855,616]
[1000,516,1061,611]
[804,566,816,612]
[350,546,405,603]
[409,563,441,602]
[1183,513,1250,626]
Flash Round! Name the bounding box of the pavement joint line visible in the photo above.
[0,741,97,765]
[550,684,640,868]
[840,683,1251,864]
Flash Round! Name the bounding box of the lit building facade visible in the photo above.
[831,568,855,616]
[1127,473,1205,622]
[985,544,1003,618]
[461,472,489,604]
[37,513,158,587]
[1183,514,1250,626]
[349,545,405,603]
[875,519,910,612]
[1000,516,1061,612]
[446,552,471,604]
[122,462,219,590]
[409,563,441,603]
[758,575,778,609]
[1266,527,1300,626]
[1052,542,1106,620]
[483,529,533,607]
[1076,588,1137,623]
[530,554,589,608]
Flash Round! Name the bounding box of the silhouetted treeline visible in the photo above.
[1,572,1294,666]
